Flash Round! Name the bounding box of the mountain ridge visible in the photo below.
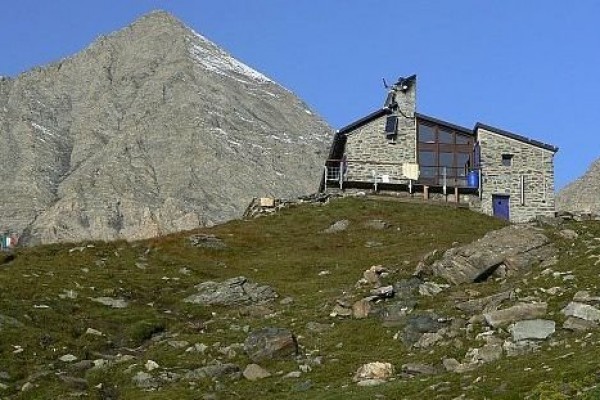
[0,10,332,244]
[557,157,600,215]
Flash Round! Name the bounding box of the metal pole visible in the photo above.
[443,167,447,196]
[339,161,343,190]
[323,166,327,192]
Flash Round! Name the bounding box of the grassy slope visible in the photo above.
[0,197,598,399]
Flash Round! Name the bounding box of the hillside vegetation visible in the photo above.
[1,197,600,399]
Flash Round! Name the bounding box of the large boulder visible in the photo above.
[184,276,278,306]
[244,328,298,362]
[484,303,547,328]
[428,225,555,285]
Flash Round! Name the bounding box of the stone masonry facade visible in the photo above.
[478,127,556,222]
[344,80,417,184]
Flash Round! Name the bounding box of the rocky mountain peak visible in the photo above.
[557,157,600,215]
[0,11,332,245]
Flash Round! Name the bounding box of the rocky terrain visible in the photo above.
[557,157,600,216]
[0,11,331,245]
[2,196,600,399]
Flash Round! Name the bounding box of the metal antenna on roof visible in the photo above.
[382,78,389,89]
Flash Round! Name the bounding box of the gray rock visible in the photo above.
[402,314,446,346]
[509,319,555,341]
[370,285,395,299]
[244,327,298,362]
[483,302,547,327]
[401,363,439,376]
[90,297,129,308]
[561,302,600,322]
[0,11,331,245]
[352,299,371,319]
[465,343,503,364]
[132,371,159,389]
[243,364,271,381]
[363,220,390,230]
[418,281,449,296]
[503,340,540,357]
[558,229,579,240]
[429,225,555,284]
[455,290,512,314]
[563,317,598,331]
[184,363,240,380]
[353,362,394,382]
[184,276,277,306]
[0,314,23,330]
[573,291,600,303]
[188,234,226,249]
[324,219,350,233]
[381,300,417,327]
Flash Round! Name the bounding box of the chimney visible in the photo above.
[384,74,417,118]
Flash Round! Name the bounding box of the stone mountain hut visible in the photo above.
[320,75,558,222]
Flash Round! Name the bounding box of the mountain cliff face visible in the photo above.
[0,11,332,244]
[557,158,600,214]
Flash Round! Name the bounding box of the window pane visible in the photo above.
[456,134,471,145]
[418,124,436,143]
[438,129,453,144]
[421,166,436,178]
[440,152,454,168]
[456,153,470,168]
[419,151,435,166]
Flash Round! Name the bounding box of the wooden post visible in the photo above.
[423,185,429,200]
[455,187,459,203]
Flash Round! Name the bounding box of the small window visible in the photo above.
[502,154,513,167]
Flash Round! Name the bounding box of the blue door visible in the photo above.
[492,195,510,220]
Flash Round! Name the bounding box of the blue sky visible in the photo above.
[1,1,599,190]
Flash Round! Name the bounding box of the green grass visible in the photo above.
[1,197,599,399]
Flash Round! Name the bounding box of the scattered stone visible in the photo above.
[21,382,34,392]
[184,363,240,380]
[442,358,474,373]
[353,362,394,383]
[381,300,416,327]
[509,319,555,341]
[402,314,446,346]
[558,229,579,240]
[59,354,78,362]
[573,291,600,303]
[401,363,439,376]
[468,343,503,364]
[284,371,302,379]
[503,340,540,357]
[419,281,449,296]
[306,322,332,333]
[186,343,208,353]
[168,340,189,349]
[562,302,600,322]
[184,276,278,306]
[280,296,294,305]
[363,220,390,230]
[370,285,394,299]
[563,317,598,331]
[145,360,159,371]
[483,302,547,327]
[363,265,386,286]
[85,328,104,336]
[330,301,353,318]
[243,364,271,381]
[292,380,313,392]
[132,371,159,389]
[352,299,372,319]
[0,314,23,330]
[90,297,129,309]
[244,327,298,362]
[324,220,350,233]
[456,291,512,314]
[188,234,226,249]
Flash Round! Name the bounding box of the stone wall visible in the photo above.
[478,127,556,222]
[344,83,417,183]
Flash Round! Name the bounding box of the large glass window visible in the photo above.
[417,121,474,186]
